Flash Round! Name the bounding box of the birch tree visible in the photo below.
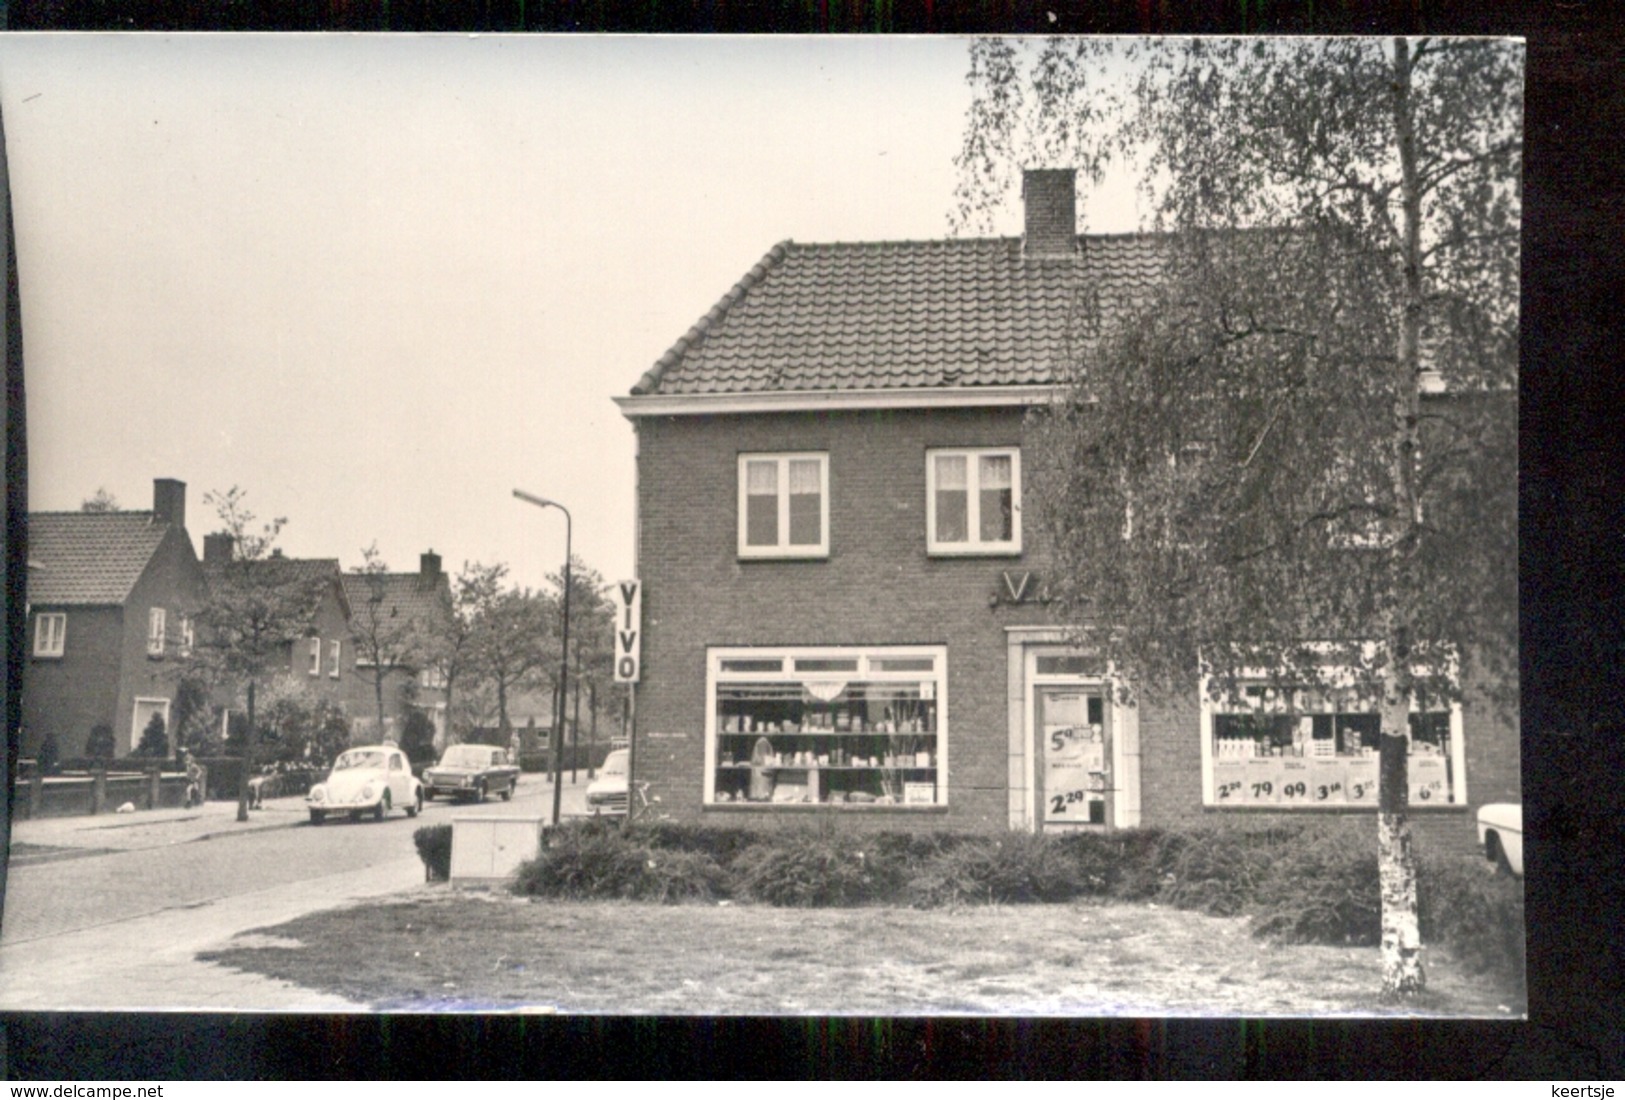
[955,36,1521,996]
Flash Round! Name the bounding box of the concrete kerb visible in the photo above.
[8,795,311,851]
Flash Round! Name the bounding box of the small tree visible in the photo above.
[79,487,119,513]
[348,543,431,740]
[427,561,507,744]
[188,487,327,821]
[135,711,168,758]
[467,585,554,746]
[85,723,115,763]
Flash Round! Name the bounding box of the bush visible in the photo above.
[906,832,1091,907]
[1155,825,1304,917]
[513,819,729,904]
[85,723,116,762]
[1248,821,1381,945]
[136,712,169,758]
[1418,853,1526,997]
[731,826,897,907]
[634,822,760,867]
[400,710,438,767]
[35,731,60,775]
[414,823,454,882]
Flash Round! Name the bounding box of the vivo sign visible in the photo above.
[613,580,641,683]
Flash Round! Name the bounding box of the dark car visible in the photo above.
[422,743,521,802]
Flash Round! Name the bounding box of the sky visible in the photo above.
[0,34,1145,594]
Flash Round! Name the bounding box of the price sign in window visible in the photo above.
[1040,689,1107,826]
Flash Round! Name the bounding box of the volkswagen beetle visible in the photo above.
[306,745,423,824]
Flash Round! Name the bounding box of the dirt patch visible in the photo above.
[197,892,1524,1016]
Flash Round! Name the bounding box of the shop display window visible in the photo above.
[707,646,947,808]
[1204,682,1462,808]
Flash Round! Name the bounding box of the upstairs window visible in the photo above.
[738,453,829,559]
[308,637,322,675]
[147,608,167,657]
[328,639,341,678]
[928,448,1021,555]
[33,613,66,658]
[179,616,194,658]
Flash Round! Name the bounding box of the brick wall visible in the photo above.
[631,403,1519,844]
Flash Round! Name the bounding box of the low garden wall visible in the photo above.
[13,767,192,819]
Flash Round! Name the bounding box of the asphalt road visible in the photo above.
[0,771,592,1010]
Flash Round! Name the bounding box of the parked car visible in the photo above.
[585,749,631,816]
[306,745,423,824]
[1477,802,1523,876]
[422,742,520,802]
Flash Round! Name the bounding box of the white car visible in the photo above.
[306,745,423,824]
[1476,802,1523,876]
[584,749,630,816]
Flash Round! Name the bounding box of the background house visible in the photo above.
[614,169,1518,851]
[339,551,452,745]
[23,478,207,759]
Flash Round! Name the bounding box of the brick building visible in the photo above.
[23,478,208,759]
[614,170,1518,849]
[338,551,452,744]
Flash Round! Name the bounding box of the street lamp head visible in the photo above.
[512,488,559,510]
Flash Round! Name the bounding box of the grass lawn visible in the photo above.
[198,885,1525,1016]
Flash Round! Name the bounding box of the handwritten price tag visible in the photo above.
[1309,761,1347,804]
[1279,759,1311,804]
[1213,759,1247,803]
[1344,758,1379,805]
[1245,757,1282,804]
[1410,755,1449,804]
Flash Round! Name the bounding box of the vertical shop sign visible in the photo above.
[613,580,641,683]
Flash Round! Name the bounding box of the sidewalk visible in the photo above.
[8,795,311,853]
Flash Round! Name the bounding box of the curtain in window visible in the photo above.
[979,453,1014,542]
[787,459,822,546]
[935,455,969,543]
[745,460,779,546]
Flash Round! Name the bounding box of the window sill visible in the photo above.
[927,547,1023,558]
[737,552,829,562]
[30,654,64,661]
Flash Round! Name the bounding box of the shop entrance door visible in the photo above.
[1035,686,1110,829]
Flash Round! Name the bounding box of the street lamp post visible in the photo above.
[513,489,570,828]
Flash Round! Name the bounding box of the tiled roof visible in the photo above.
[203,557,346,616]
[632,234,1173,397]
[339,572,450,630]
[27,512,175,606]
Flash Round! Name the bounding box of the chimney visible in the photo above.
[203,532,235,564]
[1022,168,1078,260]
[420,550,442,582]
[153,478,186,530]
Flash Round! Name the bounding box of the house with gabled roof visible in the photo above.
[613,169,1518,848]
[338,552,452,745]
[23,478,207,759]
[199,537,353,729]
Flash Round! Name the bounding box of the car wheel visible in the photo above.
[375,792,390,821]
[500,783,513,802]
[424,788,435,802]
[406,791,422,818]
[309,810,325,825]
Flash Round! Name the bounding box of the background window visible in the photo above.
[147,608,167,657]
[33,613,66,657]
[328,639,341,678]
[309,637,322,675]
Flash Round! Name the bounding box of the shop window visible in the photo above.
[1202,678,1463,809]
[708,646,947,809]
[33,612,66,658]
[738,453,829,558]
[927,448,1021,555]
[147,608,167,657]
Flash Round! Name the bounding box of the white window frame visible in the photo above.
[737,452,830,559]
[328,639,341,678]
[704,644,949,809]
[308,637,322,676]
[179,615,194,658]
[926,447,1022,556]
[1197,647,1466,810]
[147,608,167,657]
[33,612,66,658]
